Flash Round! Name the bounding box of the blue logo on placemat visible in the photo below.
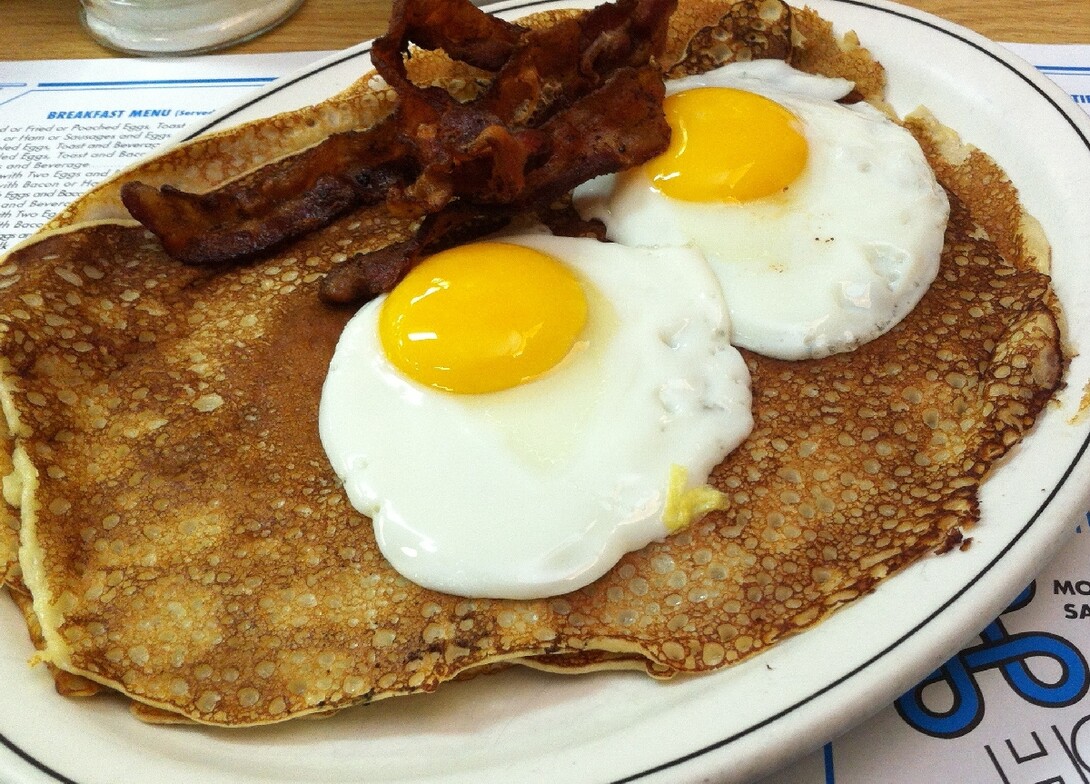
[895,584,1090,738]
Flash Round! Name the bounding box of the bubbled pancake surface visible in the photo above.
[0,0,1064,725]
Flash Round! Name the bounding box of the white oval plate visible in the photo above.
[3,1,1090,782]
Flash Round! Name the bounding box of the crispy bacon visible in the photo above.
[122,125,415,263]
[120,0,677,303]
[319,198,605,305]
[319,65,666,304]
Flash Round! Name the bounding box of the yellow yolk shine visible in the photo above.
[644,87,808,203]
[379,242,588,394]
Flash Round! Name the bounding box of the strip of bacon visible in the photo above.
[121,0,677,303]
[319,65,667,304]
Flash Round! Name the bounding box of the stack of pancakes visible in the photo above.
[0,0,1063,726]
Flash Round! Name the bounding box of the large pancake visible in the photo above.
[1,415,19,586]
[0,1,1064,725]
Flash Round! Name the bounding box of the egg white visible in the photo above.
[574,59,950,360]
[319,233,752,600]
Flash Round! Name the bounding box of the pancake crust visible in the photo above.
[0,1,1064,725]
[1,425,19,586]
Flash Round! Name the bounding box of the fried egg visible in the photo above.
[574,59,951,360]
[319,233,752,599]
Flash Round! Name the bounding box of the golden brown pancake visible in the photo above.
[0,420,18,587]
[0,0,1064,726]
[6,582,105,698]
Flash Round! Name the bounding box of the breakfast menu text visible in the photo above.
[2,43,1090,784]
[0,51,324,252]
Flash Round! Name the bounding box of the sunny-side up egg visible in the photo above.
[319,233,752,600]
[573,59,951,360]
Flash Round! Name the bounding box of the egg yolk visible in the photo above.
[644,86,808,203]
[662,464,729,532]
[379,242,588,394]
